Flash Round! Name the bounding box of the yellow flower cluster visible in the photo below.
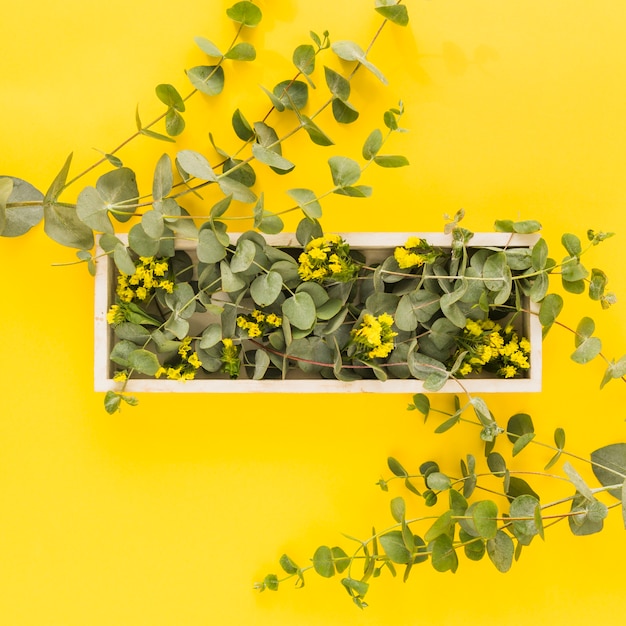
[455,318,531,379]
[393,236,440,270]
[155,336,203,381]
[351,313,398,360]
[106,304,125,325]
[298,234,358,283]
[116,256,173,303]
[220,338,241,379]
[236,309,283,338]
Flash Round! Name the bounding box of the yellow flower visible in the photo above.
[465,319,482,337]
[520,338,531,354]
[106,304,123,325]
[153,261,168,276]
[379,313,394,327]
[266,313,282,327]
[247,323,262,338]
[509,351,530,369]
[188,352,202,369]
[251,310,266,322]
[135,286,148,301]
[178,337,192,357]
[160,280,174,293]
[155,367,167,379]
[308,247,327,261]
[113,370,128,382]
[223,338,233,348]
[489,332,504,349]
[459,363,473,376]
[500,365,518,378]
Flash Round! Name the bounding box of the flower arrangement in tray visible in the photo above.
[100,220,547,398]
[1,0,626,611]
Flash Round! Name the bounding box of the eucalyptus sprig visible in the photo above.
[257,395,626,608]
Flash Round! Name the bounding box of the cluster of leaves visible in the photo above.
[0,1,410,248]
[257,395,626,608]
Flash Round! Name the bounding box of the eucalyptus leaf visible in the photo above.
[225,42,256,61]
[226,1,262,27]
[0,177,43,237]
[331,40,388,85]
[186,65,225,96]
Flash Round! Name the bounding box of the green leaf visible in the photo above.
[486,530,514,573]
[286,188,322,219]
[252,349,270,380]
[341,577,368,599]
[140,128,176,143]
[230,238,256,273]
[387,457,408,477]
[563,462,595,502]
[331,40,388,85]
[104,391,122,414]
[194,36,222,57]
[494,219,542,234]
[380,531,411,564]
[424,510,453,542]
[507,413,534,444]
[390,496,406,523]
[538,293,563,335]
[373,155,409,168]
[218,176,257,203]
[328,156,361,187]
[411,393,430,418]
[512,432,535,456]
[331,98,359,124]
[153,153,173,201]
[590,443,626,499]
[279,554,299,576]
[0,177,44,237]
[362,129,383,160]
[434,415,461,434]
[44,202,94,249]
[571,336,602,365]
[197,229,227,263]
[225,42,256,61]
[250,271,283,307]
[589,268,608,301]
[312,545,335,577]
[426,472,451,491]
[562,233,582,256]
[155,83,185,111]
[262,573,279,591]
[186,65,225,96]
[568,494,607,536]
[226,1,262,27]
[113,244,137,275]
[260,85,285,112]
[531,238,548,270]
[176,150,217,181]
[301,116,335,146]
[128,349,161,376]
[252,144,295,171]
[600,355,626,389]
[273,79,308,110]
[430,534,458,573]
[44,152,73,205]
[282,292,316,330]
[375,1,409,26]
[510,494,543,545]
[293,44,315,75]
[232,109,255,141]
[220,261,246,293]
[460,500,498,540]
[324,66,350,101]
[165,109,185,136]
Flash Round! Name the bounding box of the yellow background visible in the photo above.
[2,1,626,624]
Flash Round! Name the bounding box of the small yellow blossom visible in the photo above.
[113,370,128,382]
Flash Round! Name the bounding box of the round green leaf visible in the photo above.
[250,271,283,306]
[282,292,316,330]
[226,1,262,27]
[128,349,161,376]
